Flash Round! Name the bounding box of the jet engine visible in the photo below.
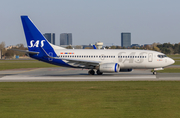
[99,63,120,73]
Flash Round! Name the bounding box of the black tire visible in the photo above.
[97,70,103,75]
[88,70,95,75]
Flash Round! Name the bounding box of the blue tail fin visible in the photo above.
[21,16,57,57]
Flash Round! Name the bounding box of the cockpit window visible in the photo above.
[157,55,167,58]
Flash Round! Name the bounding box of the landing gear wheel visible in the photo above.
[97,70,103,75]
[153,71,157,75]
[88,69,95,75]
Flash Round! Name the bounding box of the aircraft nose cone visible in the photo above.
[170,58,175,65]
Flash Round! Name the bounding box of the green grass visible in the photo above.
[0,81,180,118]
[157,68,180,73]
[173,60,180,65]
[0,60,58,70]
[167,55,180,58]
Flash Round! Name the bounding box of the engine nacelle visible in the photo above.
[119,69,133,72]
[99,63,120,73]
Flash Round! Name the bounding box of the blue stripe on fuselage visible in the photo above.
[29,54,73,67]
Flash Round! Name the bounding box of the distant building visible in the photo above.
[60,33,72,45]
[5,45,19,50]
[144,44,152,47]
[95,41,103,49]
[121,33,131,48]
[131,44,141,48]
[43,33,55,45]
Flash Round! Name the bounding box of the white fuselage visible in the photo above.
[53,49,174,69]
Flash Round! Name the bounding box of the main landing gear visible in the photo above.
[96,70,103,75]
[88,69,95,75]
[152,71,157,75]
[88,69,103,75]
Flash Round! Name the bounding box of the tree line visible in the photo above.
[1,42,180,59]
[0,42,27,58]
[105,43,180,55]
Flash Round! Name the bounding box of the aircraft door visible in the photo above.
[101,54,105,60]
[148,53,153,62]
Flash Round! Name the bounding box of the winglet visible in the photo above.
[93,45,97,49]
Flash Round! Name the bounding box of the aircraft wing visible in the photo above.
[59,58,100,67]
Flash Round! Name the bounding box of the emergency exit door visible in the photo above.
[148,53,153,62]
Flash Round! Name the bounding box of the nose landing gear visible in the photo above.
[153,71,157,75]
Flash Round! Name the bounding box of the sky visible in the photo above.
[0,0,180,47]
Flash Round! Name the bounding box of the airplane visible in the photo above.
[20,15,175,75]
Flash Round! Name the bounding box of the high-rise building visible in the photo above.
[43,33,55,45]
[60,33,72,45]
[121,33,131,48]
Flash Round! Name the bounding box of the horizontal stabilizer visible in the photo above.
[10,49,39,54]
